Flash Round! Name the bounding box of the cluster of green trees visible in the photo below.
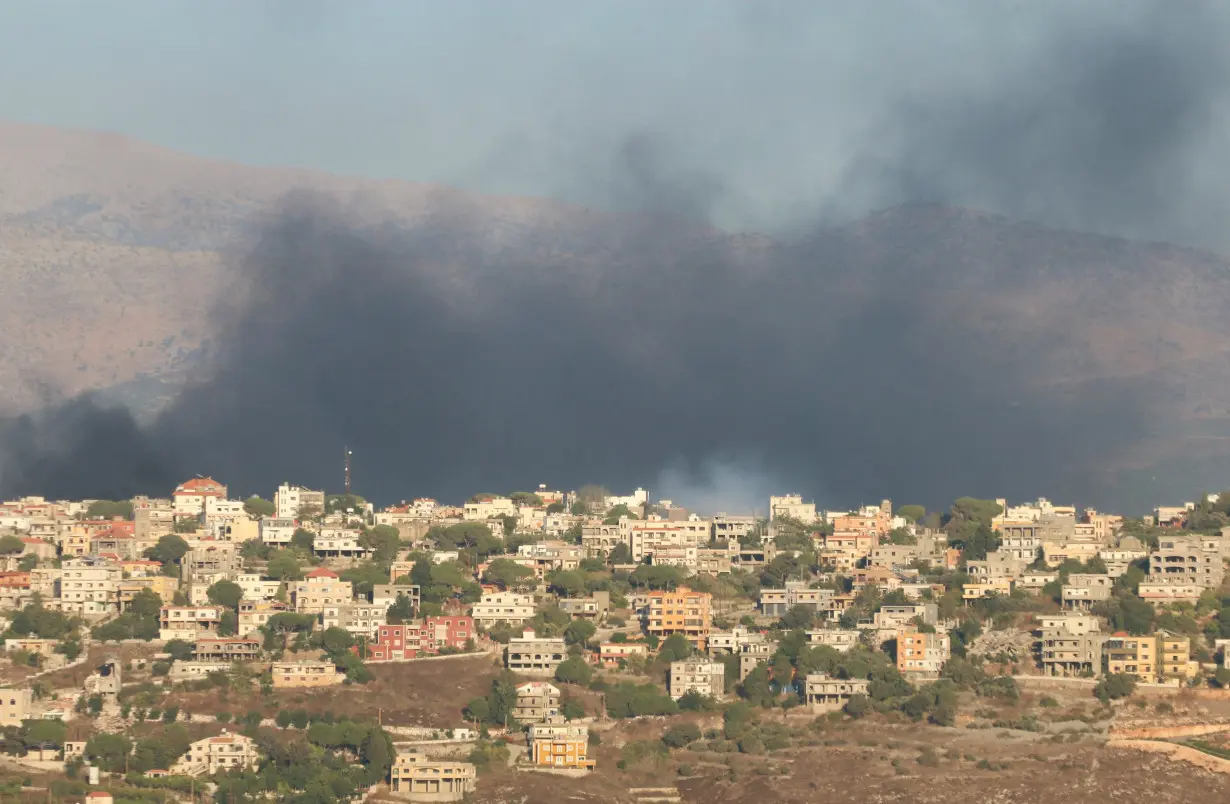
[85,499,134,520]
[143,534,190,577]
[91,588,163,641]
[3,597,81,642]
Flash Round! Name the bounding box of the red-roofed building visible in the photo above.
[173,477,228,516]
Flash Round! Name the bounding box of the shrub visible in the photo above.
[1094,673,1136,703]
[661,723,702,749]
[918,748,940,767]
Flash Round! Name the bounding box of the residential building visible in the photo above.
[1036,613,1100,636]
[515,541,584,576]
[527,719,594,771]
[1039,629,1106,677]
[1150,534,1226,589]
[238,600,288,637]
[274,484,325,520]
[962,577,1014,601]
[805,629,861,652]
[173,477,228,517]
[235,573,281,602]
[875,603,939,629]
[471,591,536,628]
[708,626,768,656]
[271,661,344,688]
[1159,632,1197,681]
[314,527,372,559]
[712,514,756,543]
[290,568,354,614]
[645,586,712,651]
[118,576,179,610]
[669,658,725,699]
[1138,579,1205,603]
[558,591,610,621]
[758,583,831,617]
[595,641,649,667]
[1105,634,1158,680]
[259,517,296,547]
[506,629,567,676]
[464,496,518,521]
[322,603,387,639]
[372,584,420,611]
[738,641,776,681]
[389,747,476,801]
[57,557,122,616]
[174,730,259,776]
[159,606,222,641]
[0,688,32,726]
[770,494,816,522]
[803,673,869,712]
[1061,574,1113,610]
[624,517,712,563]
[514,681,561,723]
[193,638,262,663]
[895,629,950,680]
[368,616,473,661]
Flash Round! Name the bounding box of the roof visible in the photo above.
[174,477,227,495]
[305,568,339,579]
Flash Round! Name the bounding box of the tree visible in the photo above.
[86,500,133,520]
[510,492,544,507]
[207,579,244,610]
[564,619,596,647]
[267,549,304,581]
[661,723,701,749]
[484,559,536,590]
[164,639,195,661]
[570,501,591,516]
[219,609,238,637]
[84,733,131,772]
[738,666,775,707]
[604,503,637,524]
[549,570,586,598]
[128,587,164,618]
[844,694,871,718]
[886,527,917,545]
[387,593,416,624]
[555,656,593,686]
[561,699,586,720]
[362,524,402,563]
[144,534,189,566]
[0,535,25,555]
[608,543,632,564]
[896,505,926,523]
[291,528,316,552]
[243,496,276,517]
[1094,673,1136,702]
[778,604,815,630]
[657,634,693,663]
[546,502,566,514]
[322,626,355,655]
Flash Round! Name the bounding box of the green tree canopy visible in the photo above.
[206,579,244,610]
[896,505,926,523]
[86,500,133,520]
[144,534,190,565]
[0,534,26,555]
[243,496,276,517]
[483,558,536,590]
[563,619,596,646]
[509,492,544,507]
[555,656,593,686]
[266,549,304,581]
[549,570,586,598]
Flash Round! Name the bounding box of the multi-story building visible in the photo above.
[159,606,222,641]
[271,661,344,688]
[895,629,950,680]
[193,638,262,663]
[962,577,1014,601]
[805,629,861,652]
[471,591,536,628]
[372,584,420,611]
[1104,634,1158,679]
[464,496,518,521]
[712,514,757,543]
[0,688,33,727]
[874,604,938,630]
[321,603,387,639]
[389,748,476,801]
[1159,632,1196,681]
[1150,534,1226,589]
[237,600,288,637]
[173,477,229,517]
[514,681,561,723]
[259,517,297,547]
[368,616,473,661]
[1039,629,1106,677]
[708,626,768,656]
[645,586,712,650]
[57,557,122,616]
[758,583,832,617]
[235,573,281,602]
[595,641,649,667]
[1036,613,1100,636]
[290,568,354,614]
[1061,574,1113,610]
[313,527,372,559]
[1138,579,1205,603]
[803,673,868,712]
[668,658,725,700]
[527,719,594,771]
[506,629,567,676]
[558,591,610,622]
[624,517,712,563]
[274,484,325,520]
[769,495,816,522]
[174,730,259,776]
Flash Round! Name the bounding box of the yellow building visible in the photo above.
[528,719,594,771]
[645,586,712,650]
[119,576,179,608]
[961,577,1013,601]
[1158,632,1196,681]
[1104,634,1157,679]
[271,660,344,688]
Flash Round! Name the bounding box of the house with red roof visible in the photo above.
[173,477,229,517]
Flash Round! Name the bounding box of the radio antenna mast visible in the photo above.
[344,447,353,496]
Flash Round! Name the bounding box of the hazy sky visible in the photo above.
[6,1,1230,242]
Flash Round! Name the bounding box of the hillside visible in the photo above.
[3,121,1230,502]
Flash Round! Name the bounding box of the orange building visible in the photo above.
[528,720,595,771]
[645,586,712,650]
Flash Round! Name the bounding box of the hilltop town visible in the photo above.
[0,480,1228,803]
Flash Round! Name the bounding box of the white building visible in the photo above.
[259,517,296,546]
[668,658,725,699]
[471,591,536,628]
[274,484,326,520]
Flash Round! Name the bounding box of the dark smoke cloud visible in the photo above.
[0,195,1156,510]
[1,1,1226,511]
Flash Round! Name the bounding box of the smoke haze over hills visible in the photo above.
[3,2,1230,510]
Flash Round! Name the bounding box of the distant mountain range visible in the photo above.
[2,120,1230,504]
